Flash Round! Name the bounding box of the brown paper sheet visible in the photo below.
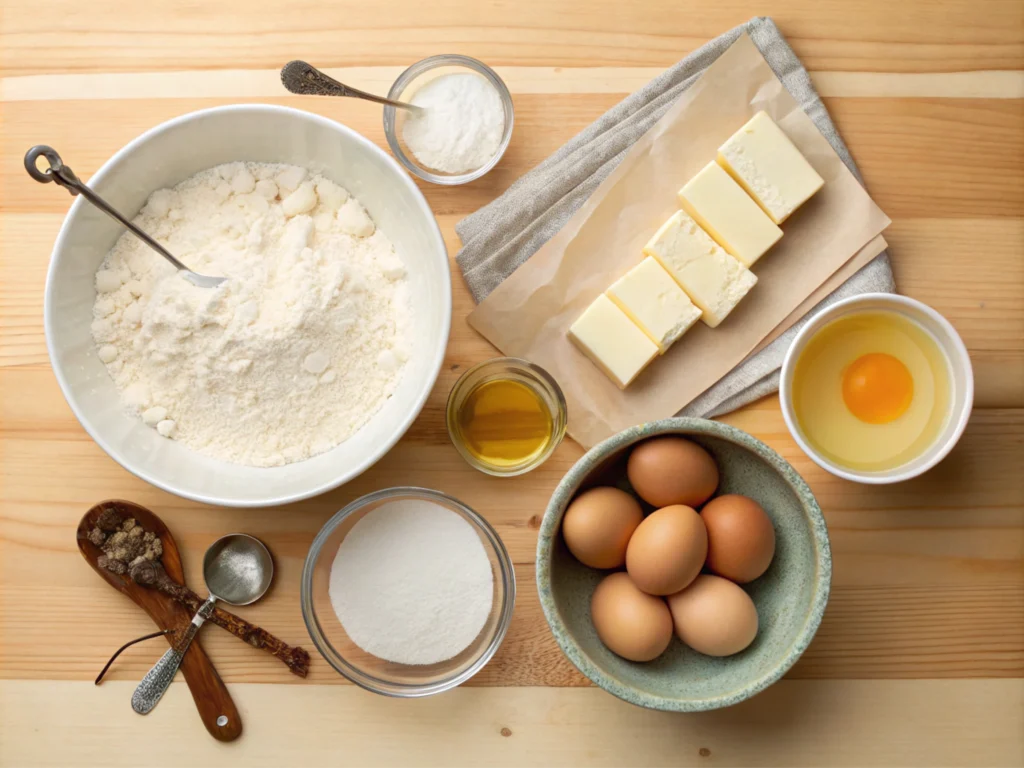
[750,234,888,356]
[468,34,891,448]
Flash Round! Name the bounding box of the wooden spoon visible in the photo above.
[77,500,242,742]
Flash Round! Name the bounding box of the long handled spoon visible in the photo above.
[24,145,227,289]
[280,60,422,112]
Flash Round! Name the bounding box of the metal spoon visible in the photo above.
[131,534,274,716]
[280,60,422,112]
[24,145,227,289]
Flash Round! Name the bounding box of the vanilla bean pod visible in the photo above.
[130,560,310,678]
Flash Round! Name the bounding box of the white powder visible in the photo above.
[328,499,494,665]
[91,161,413,467]
[402,73,505,174]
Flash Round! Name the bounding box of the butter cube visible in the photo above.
[643,210,758,328]
[606,257,701,353]
[718,111,824,224]
[678,162,782,267]
[568,294,659,388]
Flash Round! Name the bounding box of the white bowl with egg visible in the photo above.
[780,293,973,484]
[43,105,450,507]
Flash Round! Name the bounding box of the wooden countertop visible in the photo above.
[1,2,1022,765]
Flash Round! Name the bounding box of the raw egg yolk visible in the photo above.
[842,353,913,424]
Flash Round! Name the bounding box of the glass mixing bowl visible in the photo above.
[301,487,516,696]
[383,54,514,185]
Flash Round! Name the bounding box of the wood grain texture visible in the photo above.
[2,0,1023,74]
[5,67,1024,102]
[1,679,1022,767]
[1,0,1023,765]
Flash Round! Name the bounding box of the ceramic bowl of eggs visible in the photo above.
[536,417,831,711]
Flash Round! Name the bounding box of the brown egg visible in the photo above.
[562,487,644,569]
[701,494,776,583]
[667,574,758,657]
[625,505,707,595]
[626,437,719,508]
[591,572,673,662]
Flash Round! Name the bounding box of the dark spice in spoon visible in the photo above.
[89,513,163,575]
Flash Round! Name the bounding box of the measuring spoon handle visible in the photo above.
[132,596,216,715]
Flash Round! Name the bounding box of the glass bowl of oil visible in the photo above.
[446,358,568,476]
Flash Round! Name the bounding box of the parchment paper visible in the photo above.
[467,33,891,448]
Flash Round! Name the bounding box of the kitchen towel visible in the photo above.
[454,16,895,418]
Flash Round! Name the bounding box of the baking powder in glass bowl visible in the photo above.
[402,73,505,174]
[384,55,514,185]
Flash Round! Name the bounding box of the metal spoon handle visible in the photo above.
[24,145,192,273]
[280,60,421,111]
[131,646,185,715]
[131,596,216,715]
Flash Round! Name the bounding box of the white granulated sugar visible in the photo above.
[402,73,505,174]
[91,161,412,467]
[328,499,494,665]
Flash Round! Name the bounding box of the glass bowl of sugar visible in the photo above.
[301,486,516,696]
[383,54,514,185]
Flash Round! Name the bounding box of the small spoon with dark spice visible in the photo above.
[81,501,311,678]
[78,501,242,741]
[77,501,311,741]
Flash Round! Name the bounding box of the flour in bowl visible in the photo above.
[91,161,413,467]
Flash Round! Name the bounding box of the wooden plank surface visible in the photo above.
[2,680,1022,767]
[2,0,1023,74]
[1,0,1023,765]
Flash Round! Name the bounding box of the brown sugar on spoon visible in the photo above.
[89,510,163,575]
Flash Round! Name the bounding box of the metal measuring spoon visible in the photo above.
[131,534,273,715]
[24,145,227,289]
[280,60,423,112]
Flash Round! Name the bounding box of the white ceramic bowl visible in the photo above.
[780,293,973,484]
[44,105,451,507]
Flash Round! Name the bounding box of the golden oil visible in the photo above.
[457,379,552,467]
[447,359,567,476]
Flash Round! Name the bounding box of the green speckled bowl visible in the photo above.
[536,418,831,711]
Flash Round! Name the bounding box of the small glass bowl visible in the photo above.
[383,54,514,185]
[301,487,515,697]
[446,357,568,477]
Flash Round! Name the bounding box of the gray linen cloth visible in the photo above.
[455,16,894,418]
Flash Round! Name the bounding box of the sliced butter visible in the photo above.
[568,294,659,389]
[643,210,758,328]
[717,111,824,224]
[678,161,782,267]
[606,257,701,354]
